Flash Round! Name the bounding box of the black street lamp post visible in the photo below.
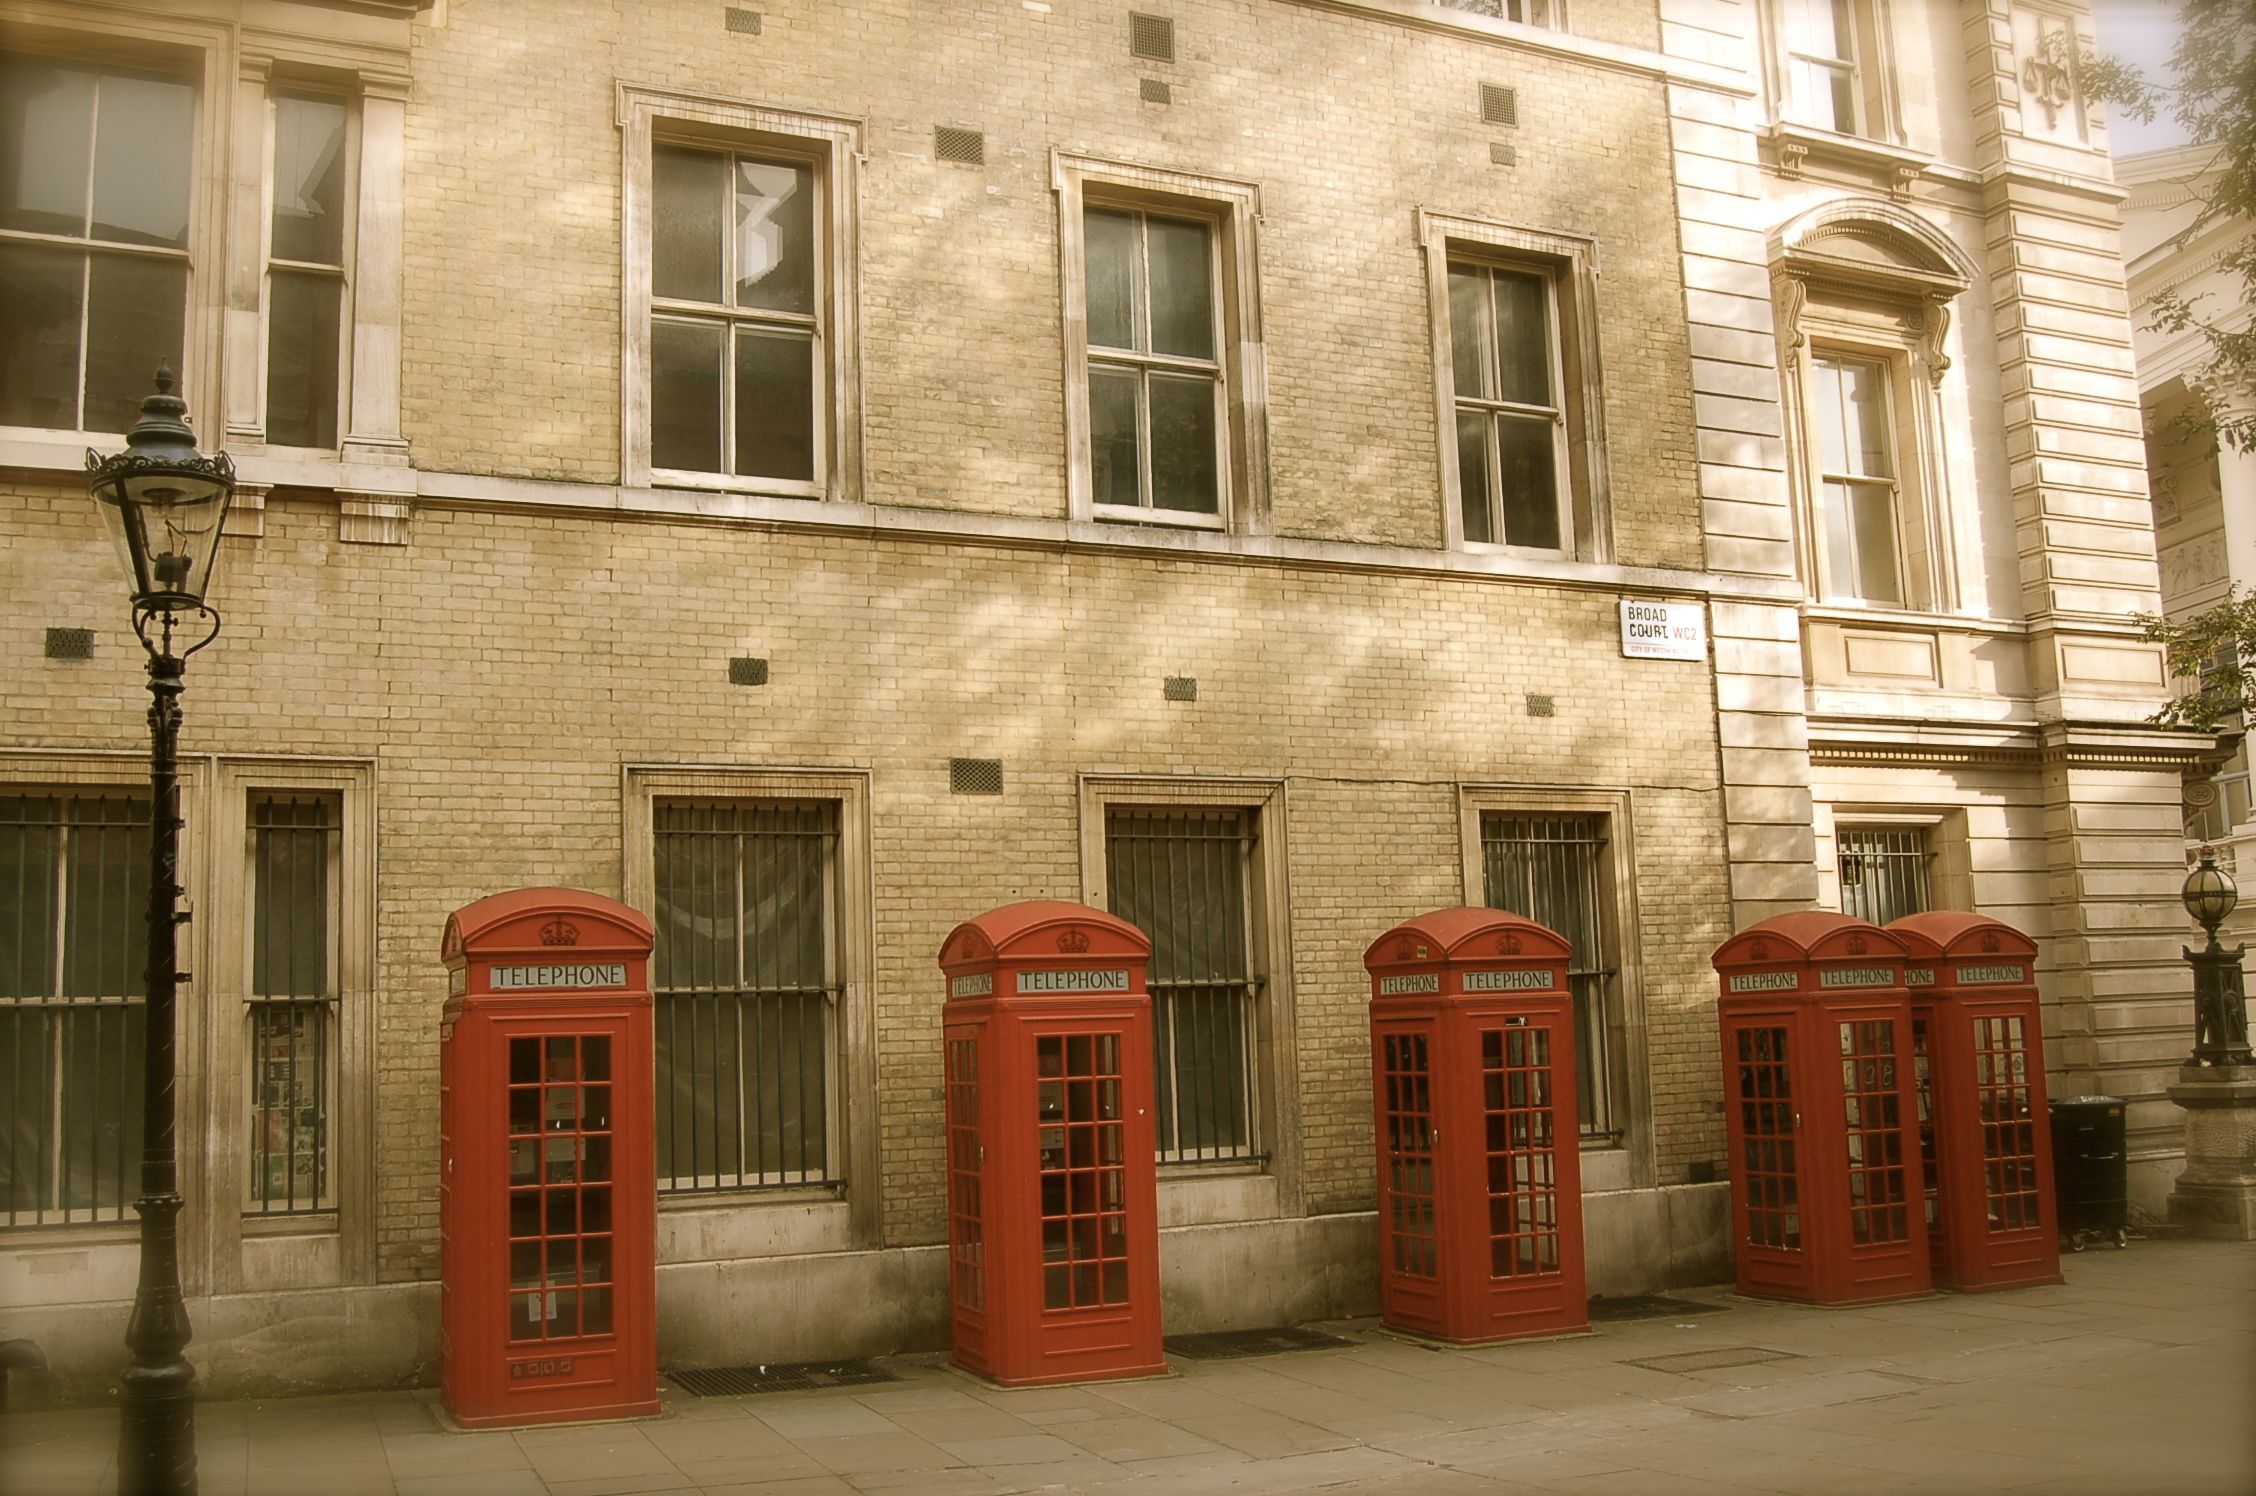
[87,366,235,1496]
[2181,846,2255,1068]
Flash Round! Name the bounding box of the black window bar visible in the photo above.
[1,792,150,1227]
[1479,812,1619,1141]
[1104,807,1262,1166]
[1837,826,1932,926]
[248,794,341,1215]
[652,800,841,1193]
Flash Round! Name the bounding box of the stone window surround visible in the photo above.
[1456,783,1652,1194]
[1054,151,1272,536]
[1818,803,1973,916]
[616,84,865,504]
[1420,209,1613,563]
[620,765,879,1258]
[1758,0,1911,153]
[202,757,378,1297]
[1772,199,1975,619]
[1076,775,1300,1227]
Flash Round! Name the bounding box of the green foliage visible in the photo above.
[2137,587,2256,730]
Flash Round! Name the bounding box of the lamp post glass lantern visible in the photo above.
[87,364,234,1496]
[2181,847,2255,1068]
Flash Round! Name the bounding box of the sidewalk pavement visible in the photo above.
[4,1239,2251,1496]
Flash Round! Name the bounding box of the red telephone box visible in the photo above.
[1710,913,1930,1306]
[1888,913,2062,1292]
[440,889,657,1428]
[1364,908,1588,1344]
[937,901,1165,1387]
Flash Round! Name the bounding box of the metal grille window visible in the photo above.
[1837,826,1931,925]
[0,792,149,1226]
[1105,807,1259,1164]
[1479,813,1618,1139]
[247,794,341,1214]
[652,800,839,1191]
[0,55,194,433]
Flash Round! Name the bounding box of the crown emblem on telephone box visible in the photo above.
[540,917,581,947]
[1057,928,1091,954]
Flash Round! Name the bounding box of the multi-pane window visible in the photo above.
[1479,812,1618,1139]
[247,794,341,1214]
[1811,355,1903,605]
[0,56,193,433]
[1443,0,1560,26]
[0,792,148,1226]
[1784,0,1867,135]
[1449,262,1567,550]
[1105,807,1259,1164]
[265,93,349,449]
[651,800,839,1191]
[649,144,819,485]
[1837,825,1931,925]
[1084,206,1224,519]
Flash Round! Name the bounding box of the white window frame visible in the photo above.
[1457,784,1650,1192]
[0,13,227,445]
[1439,0,1569,28]
[254,81,358,454]
[202,759,376,1295]
[1421,210,1611,561]
[1055,152,1270,535]
[617,85,863,502]
[1078,776,1296,1222]
[622,765,876,1256]
[1766,0,1906,148]
[1807,350,1909,607]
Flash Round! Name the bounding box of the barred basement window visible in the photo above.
[1837,825,1931,925]
[1479,812,1619,1140]
[1104,807,1260,1164]
[652,800,840,1191]
[247,794,341,1214]
[0,792,149,1226]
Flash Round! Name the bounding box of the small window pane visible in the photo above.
[1089,364,1141,508]
[83,255,186,435]
[1448,266,1488,400]
[270,95,348,266]
[1814,360,1850,473]
[89,72,191,250]
[651,317,724,472]
[0,796,60,999]
[1819,481,1860,601]
[266,270,341,449]
[1146,216,1213,360]
[1148,372,1218,513]
[653,146,726,305]
[733,326,815,482]
[253,799,333,1000]
[0,243,85,429]
[733,160,814,315]
[1836,360,1893,478]
[1456,408,1493,543]
[1491,270,1551,408]
[1084,209,1137,352]
[61,800,148,1001]
[0,59,93,237]
[1850,482,1902,604]
[1495,413,1559,550]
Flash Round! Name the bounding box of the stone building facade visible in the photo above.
[0,0,2205,1398]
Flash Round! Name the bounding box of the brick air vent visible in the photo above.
[728,656,769,686]
[1139,78,1172,105]
[45,627,94,660]
[1163,675,1198,701]
[1525,693,1553,717]
[723,7,761,34]
[934,125,985,165]
[1129,12,1175,62]
[1490,141,1517,167]
[950,757,1004,795]
[1480,83,1518,127]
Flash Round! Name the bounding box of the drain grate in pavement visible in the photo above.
[1587,1294,1732,1323]
[668,1359,900,1396]
[1164,1326,1357,1360]
[1624,1346,1801,1374]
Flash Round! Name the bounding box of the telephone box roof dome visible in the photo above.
[441,887,654,960]
[1710,910,1902,970]
[1363,906,1572,968]
[1886,911,2038,961]
[939,900,1151,971]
